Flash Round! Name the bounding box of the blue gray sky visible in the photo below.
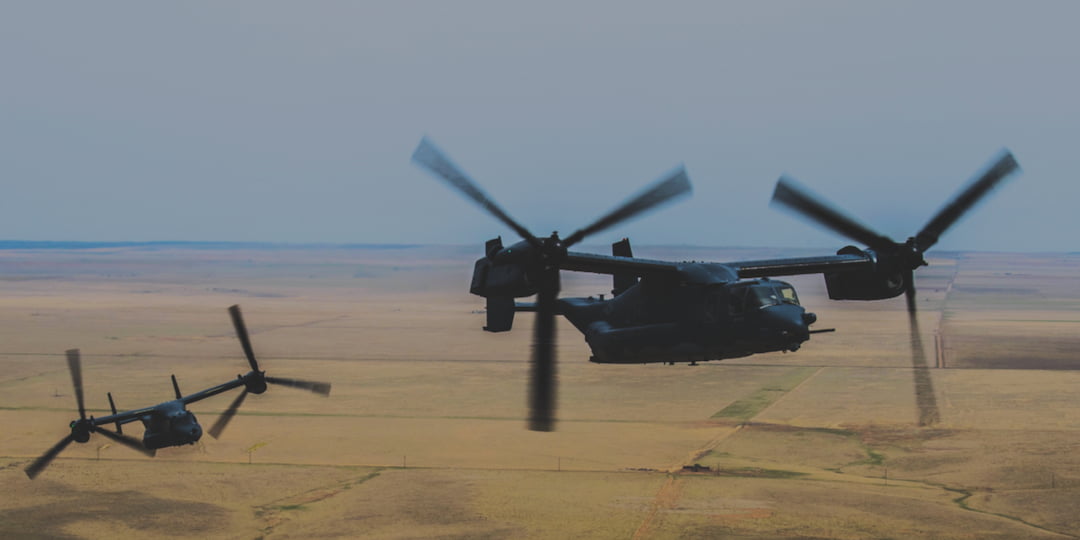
[1,2,1076,251]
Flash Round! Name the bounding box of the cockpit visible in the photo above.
[746,282,800,308]
[140,402,203,449]
[729,279,800,314]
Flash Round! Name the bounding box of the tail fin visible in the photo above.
[612,238,638,296]
[107,392,122,434]
[170,374,182,399]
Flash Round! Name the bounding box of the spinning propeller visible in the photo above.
[24,350,154,480]
[412,137,691,431]
[771,150,1020,425]
[208,305,332,439]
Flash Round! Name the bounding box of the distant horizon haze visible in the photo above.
[0,239,1066,256]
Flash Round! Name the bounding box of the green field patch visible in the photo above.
[711,367,819,421]
[865,449,886,467]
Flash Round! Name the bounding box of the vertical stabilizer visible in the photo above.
[612,238,638,296]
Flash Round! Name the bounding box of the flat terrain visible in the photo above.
[1,245,1079,539]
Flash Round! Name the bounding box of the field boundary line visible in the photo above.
[631,475,682,540]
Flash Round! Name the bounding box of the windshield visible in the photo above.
[778,284,799,305]
[746,283,800,309]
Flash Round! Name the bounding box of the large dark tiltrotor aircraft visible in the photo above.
[412,137,1020,431]
[25,305,331,479]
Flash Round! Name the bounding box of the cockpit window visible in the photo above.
[746,284,800,309]
[778,285,799,305]
[747,287,781,308]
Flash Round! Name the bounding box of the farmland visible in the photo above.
[1,245,1078,538]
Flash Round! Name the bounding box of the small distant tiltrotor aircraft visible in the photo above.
[412,137,1020,431]
[25,305,331,479]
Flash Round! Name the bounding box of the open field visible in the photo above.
[1,245,1079,538]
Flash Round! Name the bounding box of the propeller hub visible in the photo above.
[902,238,928,269]
[69,418,93,443]
[242,371,269,395]
[537,233,567,268]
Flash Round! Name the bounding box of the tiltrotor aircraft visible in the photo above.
[25,305,331,479]
[412,138,1019,431]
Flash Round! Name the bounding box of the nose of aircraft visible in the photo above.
[174,413,203,442]
[762,303,811,343]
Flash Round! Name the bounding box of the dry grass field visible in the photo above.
[1,245,1078,539]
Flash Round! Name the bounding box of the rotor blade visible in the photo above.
[25,435,75,479]
[229,305,260,372]
[66,349,86,420]
[265,376,332,396]
[96,428,156,457]
[412,137,540,247]
[906,277,940,427]
[914,150,1020,252]
[562,166,692,248]
[528,276,559,432]
[771,176,895,250]
[208,389,248,439]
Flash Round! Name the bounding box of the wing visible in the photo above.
[730,252,874,279]
[561,252,681,276]
[565,250,876,281]
[91,405,158,428]
[88,379,245,428]
[179,378,247,407]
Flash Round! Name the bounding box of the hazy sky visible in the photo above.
[2,2,1077,251]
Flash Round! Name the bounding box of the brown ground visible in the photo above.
[0,245,1078,539]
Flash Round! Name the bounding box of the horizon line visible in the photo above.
[0,239,1070,256]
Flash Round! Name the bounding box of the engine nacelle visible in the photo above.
[470,257,537,298]
[469,238,540,299]
[824,246,906,300]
